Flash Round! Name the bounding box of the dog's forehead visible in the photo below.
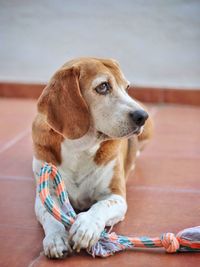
[79,59,109,77]
[75,58,128,89]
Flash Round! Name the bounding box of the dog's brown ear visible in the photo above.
[37,67,90,139]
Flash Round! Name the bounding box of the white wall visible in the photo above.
[0,0,200,88]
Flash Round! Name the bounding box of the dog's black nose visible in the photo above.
[129,110,149,126]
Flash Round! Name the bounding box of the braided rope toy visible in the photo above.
[38,162,200,257]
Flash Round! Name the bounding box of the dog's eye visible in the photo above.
[95,82,111,95]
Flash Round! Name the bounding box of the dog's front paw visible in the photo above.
[69,212,105,252]
[43,230,72,259]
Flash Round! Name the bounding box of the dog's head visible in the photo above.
[38,57,148,140]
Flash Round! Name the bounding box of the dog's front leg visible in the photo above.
[35,193,72,258]
[69,194,127,251]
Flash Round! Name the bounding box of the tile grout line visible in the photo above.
[132,185,200,194]
[27,252,44,267]
[0,223,39,231]
[0,175,34,181]
[0,128,31,154]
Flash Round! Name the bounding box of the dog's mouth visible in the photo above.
[120,126,143,138]
[134,126,144,136]
[97,126,143,140]
[97,131,110,140]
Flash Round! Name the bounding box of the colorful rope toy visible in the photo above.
[38,163,200,257]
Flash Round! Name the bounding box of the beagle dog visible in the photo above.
[32,57,153,258]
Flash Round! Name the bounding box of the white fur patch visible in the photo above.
[59,140,116,210]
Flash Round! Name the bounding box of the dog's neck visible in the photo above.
[63,125,106,153]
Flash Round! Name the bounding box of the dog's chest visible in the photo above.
[59,142,115,210]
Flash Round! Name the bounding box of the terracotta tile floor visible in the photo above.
[0,98,199,267]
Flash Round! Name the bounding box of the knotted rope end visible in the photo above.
[161,233,180,253]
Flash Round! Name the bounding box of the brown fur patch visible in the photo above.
[109,158,126,198]
[94,140,122,165]
[32,114,63,165]
[124,136,139,178]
